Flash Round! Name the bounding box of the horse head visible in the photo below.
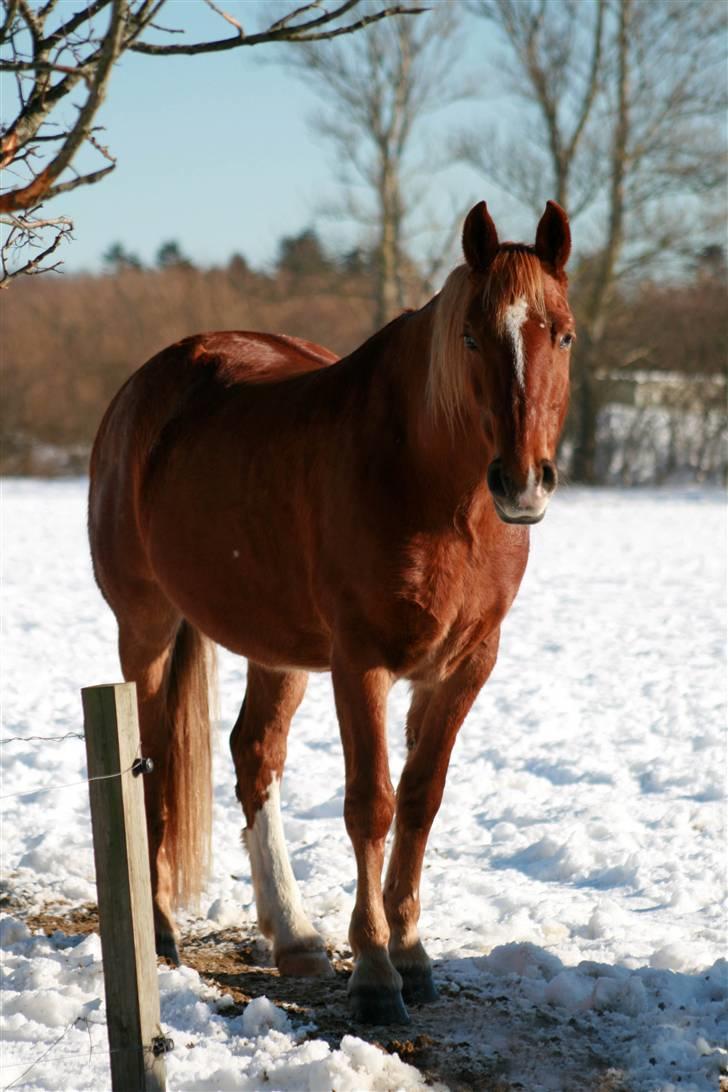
[465,200,573,523]
[431,200,574,525]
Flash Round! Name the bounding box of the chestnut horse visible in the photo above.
[88,200,573,1025]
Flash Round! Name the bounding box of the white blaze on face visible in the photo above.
[503,297,529,390]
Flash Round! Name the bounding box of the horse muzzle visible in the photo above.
[487,458,558,525]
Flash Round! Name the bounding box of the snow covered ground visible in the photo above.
[1,478,726,1091]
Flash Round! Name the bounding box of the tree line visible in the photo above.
[100,228,362,278]
[2,232,725,479]
[1,0,726,481]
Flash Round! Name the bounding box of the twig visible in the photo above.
[0,207,73,286]
[203,0,244,36]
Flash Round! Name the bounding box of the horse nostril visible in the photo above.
[540,460,558,493]
[487,459,508,499]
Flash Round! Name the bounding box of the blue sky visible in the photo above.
[33,0,538,274]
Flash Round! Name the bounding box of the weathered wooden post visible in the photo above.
[82,682,167,1092]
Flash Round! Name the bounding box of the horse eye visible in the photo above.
[463,334,478,351]
[560,333,575,349]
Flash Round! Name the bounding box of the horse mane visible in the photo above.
[427,246,547,432]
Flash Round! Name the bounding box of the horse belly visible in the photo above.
[150,537,331,668]
[143,457,331,670]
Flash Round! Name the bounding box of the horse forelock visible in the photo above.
[483,248,546,336]
[428,249,548,431]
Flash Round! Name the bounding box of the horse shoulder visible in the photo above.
[383,517,529,676]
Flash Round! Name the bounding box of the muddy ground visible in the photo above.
[10,901,642,1092]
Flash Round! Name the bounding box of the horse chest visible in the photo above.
[387,531,527,680]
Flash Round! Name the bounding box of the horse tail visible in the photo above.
[164,619,215,907]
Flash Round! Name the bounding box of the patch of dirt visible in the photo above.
[19,904,632,1091]
[178,931,517,1090]
[23,903,100,937]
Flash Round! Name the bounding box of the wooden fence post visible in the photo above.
[82,682,167,1092]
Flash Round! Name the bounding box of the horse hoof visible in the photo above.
[399,965,439,1005]
[277,946,334,978]
[349,986,410,1025]
[155,932,180,965]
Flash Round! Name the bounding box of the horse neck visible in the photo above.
[374,304,492,523]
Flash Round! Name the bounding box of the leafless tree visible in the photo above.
[289,1,469,327]
[462,0,606,217]
[467,0,727,479]
[0,0,421,285]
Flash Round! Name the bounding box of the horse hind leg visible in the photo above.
[118,597,213,964]
[231,663,331,977]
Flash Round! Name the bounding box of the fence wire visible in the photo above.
[1,1012,170,1091]
[0,730,145,802]
[2,724,171,1092]
[0,762,139,803]
[2,734,84,745]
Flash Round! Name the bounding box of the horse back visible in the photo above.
[91,330,337,468]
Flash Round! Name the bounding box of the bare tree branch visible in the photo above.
[467,0,606,210]
[0,0,20,43]
[0,0,126,213]
[0,207,73,286]
[41,0,113,47]
[0,0,424,280]
[129,2,424,55]
[202,0,244,37]
[0,57,96,81]
[268,2,339,34]
[564,0,604,165]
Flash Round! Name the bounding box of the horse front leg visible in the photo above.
[331,654,407,1024]
[384,633,500,1004]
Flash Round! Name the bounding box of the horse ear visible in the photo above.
[535,200,571,270]
[462,201,499,273]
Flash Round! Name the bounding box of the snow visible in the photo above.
[1,478,726,1090]
[0,926,433,1091]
